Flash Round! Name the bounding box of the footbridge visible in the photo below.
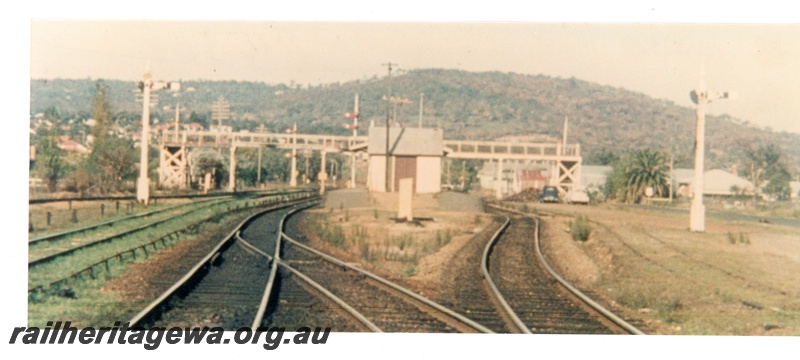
[157,129,581,198]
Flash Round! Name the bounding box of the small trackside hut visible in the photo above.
[366,126,443,194]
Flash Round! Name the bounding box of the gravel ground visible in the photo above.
[437,191,484,213]
[323,188,371,209]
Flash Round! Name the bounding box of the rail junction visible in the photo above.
[117,196,643,334]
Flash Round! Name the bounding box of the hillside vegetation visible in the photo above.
[30,69,799,172]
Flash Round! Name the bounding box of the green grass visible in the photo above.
[28,196,282,290]
[27,207,259,328]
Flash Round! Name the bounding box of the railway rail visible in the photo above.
[28,189,281,205]
[28,191,314,293]
[128,197,318,329]
[29,189,309,244]
[487,204,645,335]
[239,201,492,333]
[125,196,643,334]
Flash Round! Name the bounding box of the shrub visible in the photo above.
[404,265,416,277]
[358,238,371,261]
[569,215,591,241]
[727,232,737,244]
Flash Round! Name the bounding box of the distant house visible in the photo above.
[478,162,549,194]
[185,123,204,131]
[57,136,89,154]
[672,168,755,197]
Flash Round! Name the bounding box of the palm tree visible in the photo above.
[623,148,669,204]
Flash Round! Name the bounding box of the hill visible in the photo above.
[30,69,799,172]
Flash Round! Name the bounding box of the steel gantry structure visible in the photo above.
[157,129,369,192]
[156,128,582,199]
[443,139,582,198]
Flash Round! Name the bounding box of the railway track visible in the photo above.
[29,189,308,245]
[29,197,224,245]
[28,191,314,293]
[487,204,645,334]
[28,198,235,265]
[127,197,643,334]
[128,198,317,329]
[244,204,492,333]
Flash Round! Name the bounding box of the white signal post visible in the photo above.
[137,67,152,205]
[137,65,177,205]
[689,69,734,232]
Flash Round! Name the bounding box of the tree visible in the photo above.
[586,148,619,166]
[36,107,67,192]
[87,80,138,194]
[88,137,138,193]
[604,149,669,204]
[90,80,113,141]
[192,148,227,189]
[741,144,792,201]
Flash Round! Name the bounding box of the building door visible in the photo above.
[394,156,417,193]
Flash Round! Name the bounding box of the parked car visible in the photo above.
[540,186,560,203]
[569,189,590,205]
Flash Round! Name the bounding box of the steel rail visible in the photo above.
[29,189,310,244]
[280,231,496,334]
[250,202,316,330]
[487,204,646,335]
[127,197,318,328]
[28,188,304,205]
[29,191,312,267]
[29,197,225,245]
[28,198,238,268]
[236,235,383,332]
[480,216,533,334]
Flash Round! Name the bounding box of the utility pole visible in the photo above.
[344,94,359,189]
[289,123,297,187]
[419,93,424,128]
[257,146,262,186]
[669,154,674,203]
[382,62,395,192]
[212,96,230,151]
[174,103,180,141]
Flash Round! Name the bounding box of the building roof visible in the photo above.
[367,126,443,156]
[703,169,754,195]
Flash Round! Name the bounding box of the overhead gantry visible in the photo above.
[157,129,368,192]
[443,139,582,198]
[157,128,582,200]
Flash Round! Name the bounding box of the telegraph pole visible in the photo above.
[289,123,297,187]
[419,93,424,128]
[382,62,395,192]
[344,94,359,189]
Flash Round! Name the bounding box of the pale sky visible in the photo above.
[29,20,800,134]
